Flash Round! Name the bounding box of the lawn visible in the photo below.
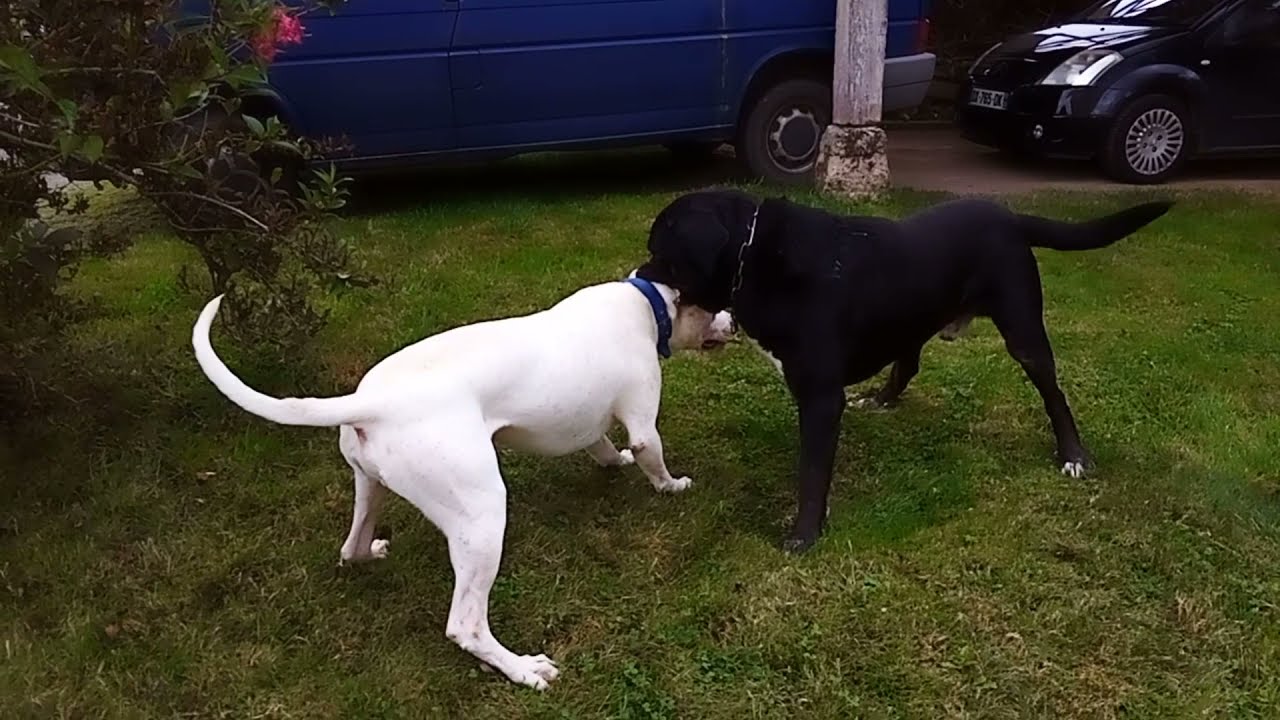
[5,152,1280,719]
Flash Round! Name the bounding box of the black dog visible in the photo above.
[636,190,1172,552]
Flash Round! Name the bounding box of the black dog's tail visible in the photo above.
[1018,201,1173,251]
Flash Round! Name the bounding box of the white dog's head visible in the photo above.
[672,302,736,352]
[628,267,736,352]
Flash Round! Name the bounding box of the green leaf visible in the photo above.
[80,135,104,163]
[57,133,81,158]
[0,44,51,97]
[0,45,37,75]
[223,64,265,90]
[206,40,231,74]
[267,139,301,155]
[171,163,204,180]
[56,99,78,126]
[169,79,209,110]
[242,115,265,137]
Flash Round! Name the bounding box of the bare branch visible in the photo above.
[42,67,165,81]
[0,111,44,131]
[0,129,58,154]
[148,191,271,232]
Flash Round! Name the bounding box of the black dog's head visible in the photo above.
[635,189,759,312]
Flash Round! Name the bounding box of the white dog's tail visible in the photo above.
[192,295,382,427]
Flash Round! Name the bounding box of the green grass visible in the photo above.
[5,151,1280,718]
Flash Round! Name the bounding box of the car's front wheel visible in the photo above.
[1100,94,1193,184]
[737,77,832,186]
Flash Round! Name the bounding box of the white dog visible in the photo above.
[191,276,733,690]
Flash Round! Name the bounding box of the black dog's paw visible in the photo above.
[781,528,820,554]
[1059,458,1088,479]
[781,536,814,554]
[1057,449,1090,479]
[849,390,894,410]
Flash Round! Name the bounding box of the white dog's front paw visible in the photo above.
[507,653,560,690]
[1060,461,1086,479]
[338,538,390,566]
[655,476,693,493]
[617,449,635,466]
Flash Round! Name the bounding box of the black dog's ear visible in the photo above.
[673,211,729,284]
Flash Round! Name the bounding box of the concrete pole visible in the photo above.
[816,0,891,198]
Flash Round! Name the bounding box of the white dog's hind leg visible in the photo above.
[584,436,635,467]
[443,515,559,690]
[443,483,560,689]
[387,434,559,690]
[338,465,390,565]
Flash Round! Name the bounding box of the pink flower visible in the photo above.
[253,6,305,63]
[275,10,304,46]
[251,32,278,63]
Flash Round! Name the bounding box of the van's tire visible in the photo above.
[253,142,304,197]
[738,77,831,186]
[237,98,306,197]
[1099,94,1193,184]
[175,103,304,198]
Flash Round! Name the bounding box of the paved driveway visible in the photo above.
[888,126,1280,195]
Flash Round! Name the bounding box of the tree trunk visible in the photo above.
[817,0,892,198]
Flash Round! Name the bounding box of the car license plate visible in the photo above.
[969,88,1008,111]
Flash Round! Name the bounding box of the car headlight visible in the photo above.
[969,42,1001,75]
[1039,49,1122,86]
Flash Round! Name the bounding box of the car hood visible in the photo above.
[992,23,1183,64]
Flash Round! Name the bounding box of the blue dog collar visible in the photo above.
[624,277,673,358]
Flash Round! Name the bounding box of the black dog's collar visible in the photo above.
[730,205,761,302]
[623,276,673,358]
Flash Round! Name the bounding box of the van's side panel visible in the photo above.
[251,0,934,165]
[721,0,831,126]
[723,0,932,120]
[450,0,726,151]
[267,0,459,158]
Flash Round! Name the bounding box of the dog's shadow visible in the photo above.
[684,347,1034,553]
[338,148,747,218]
[498,450,637,529]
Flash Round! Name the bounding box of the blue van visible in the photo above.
[246,0,935,184]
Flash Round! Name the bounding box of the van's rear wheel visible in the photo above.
[177,102,304,198]
[738,77,831,186]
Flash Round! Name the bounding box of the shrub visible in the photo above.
[0,0,369,425]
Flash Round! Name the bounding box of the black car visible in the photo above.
[955,0,1280,183]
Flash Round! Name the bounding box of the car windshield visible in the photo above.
[1079,0,1223,25]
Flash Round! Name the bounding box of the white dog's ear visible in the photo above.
[627,268,638,279]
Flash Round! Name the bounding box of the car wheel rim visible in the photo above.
[768,106,820,173]
[1124,108,1184,176]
